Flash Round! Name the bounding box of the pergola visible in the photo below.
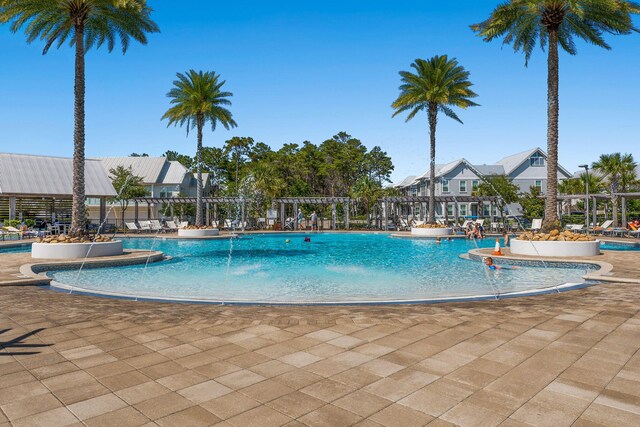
[381,196,499,230]
[272,197,352,230]
[131,197,251,230]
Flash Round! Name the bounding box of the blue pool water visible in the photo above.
[46,234,594,303]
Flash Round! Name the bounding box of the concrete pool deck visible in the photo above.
[0,238,639,426]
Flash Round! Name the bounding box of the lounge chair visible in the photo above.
[178,221,188,228]
[165,221,178,232]
[527,218,542,232]
[284,217,295,230]
[149,220,163,232]
[125,222,140,233]
[589,220,613,234]
[567,224,584,232]
[139,221,152,233]
[3,226,23,239]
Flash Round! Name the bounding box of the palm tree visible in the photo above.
[472,0,639,231]
[0,0,158,236]
[391,55,478,223]
[162,70,237,226]
[593,153,637,226]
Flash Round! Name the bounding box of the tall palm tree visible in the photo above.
[391,55,478,224]
[472,0,639,231]
[0,0,158,236]
[162,70,237,226]
[592,153,637,226]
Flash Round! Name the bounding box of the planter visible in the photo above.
[410,227,453,237]
[32,240,123,259]
[510,239,600,257]
[178,228,220,238]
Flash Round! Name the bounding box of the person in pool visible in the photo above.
[484,257,519,270]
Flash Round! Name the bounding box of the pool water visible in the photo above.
[48,233,593,303]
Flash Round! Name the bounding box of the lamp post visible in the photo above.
[578,164,590,229]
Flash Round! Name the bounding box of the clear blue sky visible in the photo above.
[1,1,638,182]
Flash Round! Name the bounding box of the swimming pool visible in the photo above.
[47,233,595,304]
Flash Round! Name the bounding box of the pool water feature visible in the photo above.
[47,233,595,304]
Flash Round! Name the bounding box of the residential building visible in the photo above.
[87,156,211,223]
[394,148,572,218]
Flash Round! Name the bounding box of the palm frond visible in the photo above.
[0,0,159,54]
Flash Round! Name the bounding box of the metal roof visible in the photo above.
[473,164,505,176]
[0,153,116,197]
[495,147,572,178]
[394,175,417,188]
[158,161,188,185]
[99,157,168,184]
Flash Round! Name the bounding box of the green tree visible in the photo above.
[392,55,478,224]
[1,0,159,236]
[352,177,382,226]
[109,166,148,229]
[364,146,394,185]
[519,186,546,221]
[472,0,639,231]
[162,70,237,225]
[200,147,230,195]
[476,175,520,224]
[592,153,637,226]
[224,136,255,192]
[130,153,149,157]
[558,173,604,195]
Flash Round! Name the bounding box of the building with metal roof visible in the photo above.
[0,153,116,225]
[394,148,573,218]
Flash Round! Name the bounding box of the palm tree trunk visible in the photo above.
[428,102,438,224]
[70,22,86,237]
[195,114,204,226]
[611,181,619,227]
[542,27,560,232]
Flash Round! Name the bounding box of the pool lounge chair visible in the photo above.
[3,226,23,239]
[139,221,152,233]
[590,220,613,234]
[527,218,542,232]
[125,222,140,233]
[149,220,164,232]
[567,224,584,232]
[165,221,178,232]
[178,221,189,228]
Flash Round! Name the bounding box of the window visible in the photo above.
[442,179,449,193]
[535,180,542,190]
[483,204,490,217]
[410,186,417,197]
[459,180,467,193]
[447,204,454,217]
[472,180,479,190]
[460,204,468,216]
[530,153,545,167]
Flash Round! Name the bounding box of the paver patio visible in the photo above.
[1,274,639,426]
